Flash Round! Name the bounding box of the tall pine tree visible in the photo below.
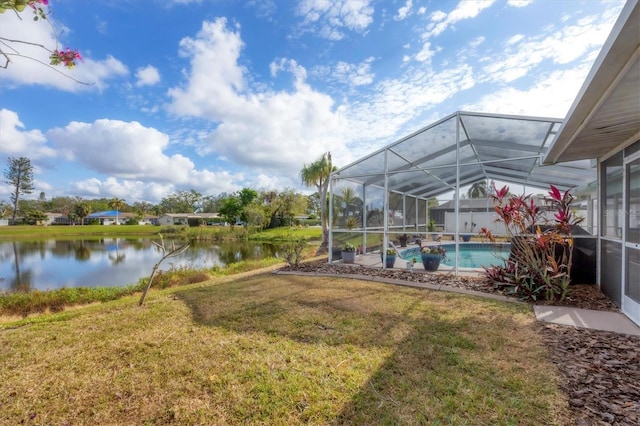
[4,157,35,224]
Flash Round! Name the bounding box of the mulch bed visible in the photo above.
[280,260,640,425]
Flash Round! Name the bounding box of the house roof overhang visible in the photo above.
[545,0,640,164]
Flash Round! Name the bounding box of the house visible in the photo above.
[86,210,135,225]
[545,0,640,326]
[45,213,70,225]
[157,213,221,226]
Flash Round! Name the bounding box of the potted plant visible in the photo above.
[421,246,446,271]
[398,233,409,247]
[461,221,476,242]
[381,248,396,268]
[342,242,357,264]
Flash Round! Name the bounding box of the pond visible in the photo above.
[0,237,281,292]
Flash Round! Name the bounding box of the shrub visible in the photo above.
[480,184,582,301]
[280,239,307,267]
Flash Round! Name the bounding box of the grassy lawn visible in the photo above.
[0,274,568,425]
[0,224,322,242]
[0,224,162,239]
[248,226,322,241]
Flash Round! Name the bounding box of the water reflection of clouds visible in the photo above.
[0,239,257,291]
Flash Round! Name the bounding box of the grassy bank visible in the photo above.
[0,224,322,243]
[0,274,569,424]
[0,257,290,318]
[0,224,162,239]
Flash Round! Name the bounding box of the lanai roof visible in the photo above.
[333,111,596,200]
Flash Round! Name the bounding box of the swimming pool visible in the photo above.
[400,243,511,269]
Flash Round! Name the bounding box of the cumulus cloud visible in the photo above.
[135,65,161,87]
[45,118,247,200]
[167,17,349,175]
[0,109,55,159]
[47,119,193,182]
[0,11,128,91]
[296,0,374,40]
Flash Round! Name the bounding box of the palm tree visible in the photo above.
[108,197,126,225]
[467,180,488,199]
[300,152,336,254]
[340,187,357,218]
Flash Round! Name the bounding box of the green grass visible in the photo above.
[247,226,322,241]
[0,224,161,239]
[0,274,570,425]
[0,258,286,318]
[0,224,322,243]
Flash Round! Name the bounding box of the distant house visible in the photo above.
[45,213,71,225]
[86,210,133,225]
[84,210,157,225]
[158,213,220,226]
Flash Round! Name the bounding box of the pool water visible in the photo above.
[402,244,510,269]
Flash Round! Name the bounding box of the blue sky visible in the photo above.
[0,0,626,205]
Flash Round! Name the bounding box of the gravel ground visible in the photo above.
[279,260,640,425]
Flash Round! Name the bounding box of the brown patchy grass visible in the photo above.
[0,274,569,425]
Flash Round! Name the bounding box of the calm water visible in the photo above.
[403,243,511,269]
[0,237,280,292]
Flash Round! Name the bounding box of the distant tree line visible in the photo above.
[2,157,323,228]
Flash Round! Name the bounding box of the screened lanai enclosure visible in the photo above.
[329,111,598,275]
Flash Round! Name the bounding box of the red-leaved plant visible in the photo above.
[480,184,583,301]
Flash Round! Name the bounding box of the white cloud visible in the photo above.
[415,41,436,62]
[480,11,620,84]
[463,62,596,118]
[47,119,195,182]
[296,0,374,40]
[135,65,161,87]
[43,118,247,201]
[425,1,496,39]
[329,57,376,86]
[0,109,55,159]
[469,36,485,48]
[507,0,533,7]
[0,11,128,91]
[395,0,413,21]
[167,17,350,176]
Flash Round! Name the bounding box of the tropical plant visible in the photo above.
[343,242,356,252]
[300,152,336,254]
[480,184,583,301]
[467,180,488,198]
[344,216,359,230]
[108,197,126,225]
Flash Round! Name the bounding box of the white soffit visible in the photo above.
[545,0,640,164]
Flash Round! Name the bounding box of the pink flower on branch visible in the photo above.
[49,47,82,68]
